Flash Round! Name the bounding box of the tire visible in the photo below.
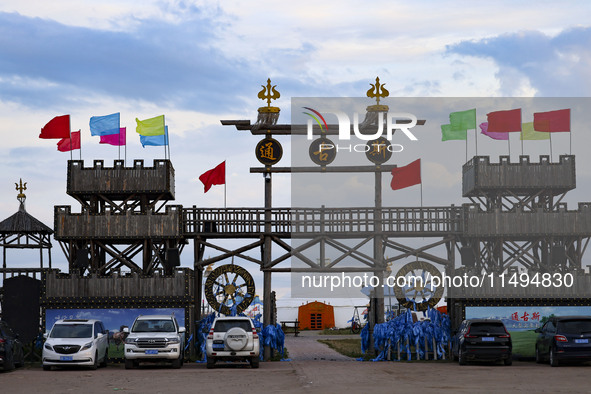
[535,346,543,364]
[250,357,260,369]
[43,365,51,371]
[125,358,134,370]
[550,347,559,367]
[4,351,15,371]
[458,350,466,366]
[171,354,182,369]
[89,352,99,370]
[504,356,513,366]
[225,327,248,351]
[351,322,361,334]
[100,349,108,368]
[14,347,24,368]
[206,357,215,369]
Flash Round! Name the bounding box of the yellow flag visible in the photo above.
[136,115,165,136]
[521,122,550,140]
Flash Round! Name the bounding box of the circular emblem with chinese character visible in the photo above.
[255,137,282,165]
[365,137,392,164]
[309,137,336,165]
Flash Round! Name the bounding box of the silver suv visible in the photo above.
[206,316,260,369]
[123,315,185,369]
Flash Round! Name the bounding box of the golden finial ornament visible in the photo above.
[15,178,27,199]
[15,178,27,206]
[366,77,389,112]
[257,78,280,114]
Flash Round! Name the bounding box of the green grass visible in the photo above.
[510,330,538,357]
[318,338,371,360]
[107,342,126,359]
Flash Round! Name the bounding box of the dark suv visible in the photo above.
[0,320,24,371]
[535,316,591,366]
[452,319,512,365]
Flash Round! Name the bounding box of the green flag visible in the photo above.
[521,122,550,140]
[136,115,165,136]
[441,124,467,141]
[450,109,476,131]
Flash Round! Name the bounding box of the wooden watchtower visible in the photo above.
[54,159,184,275]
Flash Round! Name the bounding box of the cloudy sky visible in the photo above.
[1,1,591,302]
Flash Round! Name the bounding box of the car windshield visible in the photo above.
[469,322,506,335]
[557,319,591,335]
[132,319,176,332]
[50,324,93,338]
[214,320,252,332]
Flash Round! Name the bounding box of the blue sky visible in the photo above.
[1,1,591,301]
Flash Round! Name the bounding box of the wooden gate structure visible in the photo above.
[3,79,591,361]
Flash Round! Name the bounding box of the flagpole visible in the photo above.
[549,133,553,161]
[167,130,171,161]
[465,137,468,162]
[521,132,524,156]
[474,128,478,156]
[69,117,73,161]
[118,129,121,161]
[224,161,227,208]
[420,163,423,208]
[507,135,510,158]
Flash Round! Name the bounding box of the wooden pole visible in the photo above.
[263,170,273,361]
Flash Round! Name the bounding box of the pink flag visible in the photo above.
[480,122,508,140]
[99,127,126,146]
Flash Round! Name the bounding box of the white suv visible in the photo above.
[123,314,185,369]
[42,319,109,370]
[206,316,260,369]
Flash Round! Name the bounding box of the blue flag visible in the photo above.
[140,126,169,147]
[90,113,120,136]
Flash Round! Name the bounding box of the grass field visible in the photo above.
[510,330,538,357]
[317,338,369,359]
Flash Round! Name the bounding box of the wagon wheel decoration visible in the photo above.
[393,261,444,312]
[204,264,256,315]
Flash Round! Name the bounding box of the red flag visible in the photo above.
[40,115,70,139]
[199,161,225,193]
[534,109,570,132]
[57,130,81,152]
[391,159,421,190]
[486,109,521,132]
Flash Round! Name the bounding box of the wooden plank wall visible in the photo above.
[44,269,192,298]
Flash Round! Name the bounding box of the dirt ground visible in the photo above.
[3,333,590,393]
[2,359,591,393]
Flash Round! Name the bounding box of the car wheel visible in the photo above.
[535,346,543,364]
[4,351,15,371]
[458,350,466,366]
[250,357,260,369]
[90,352,99,370]
[206,357,216,369]
[125,358,134,370]
[504,356,513,366]
[43,365,51,371]
[14,347,24,368]
[100,349,108,368]
[550,347,559,367]
[171,354,182,369]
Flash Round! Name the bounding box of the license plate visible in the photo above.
[575,339,589,344]
[60,356,73,361]
[482,337,495,342]
[213,345,224,350]
[145,349,158,354]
